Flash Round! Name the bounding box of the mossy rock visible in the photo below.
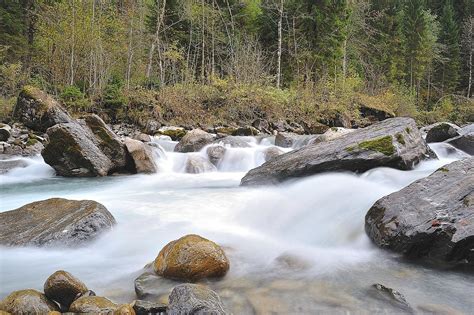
[69,296,118,313]
[0,289,59,314]
[156,128,187,140]
[358,136,395,156]
[44,270,88,311]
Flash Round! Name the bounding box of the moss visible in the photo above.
[358,136,395,156]
[157,129,187,140]
[437,167,449,173]
[405,127,411,134]
[26,138,38,146]
[396,133,405,145]
[345,146,355,152]
[330,127,338,131]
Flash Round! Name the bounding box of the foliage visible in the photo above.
[59,86,89,111]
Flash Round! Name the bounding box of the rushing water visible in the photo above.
[0,138,472,313]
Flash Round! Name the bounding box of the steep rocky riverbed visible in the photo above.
[1,137,473,313]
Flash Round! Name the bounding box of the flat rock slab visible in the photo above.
[365,158,474,268]
[241,117,433,186]
[0,198,116,247]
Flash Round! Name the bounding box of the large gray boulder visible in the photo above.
[424,122,460,143]
[0,198,116,247]
[365,158,474,268]
[447,124,474,155]
[174,129,215,152]
[168,284,227,315]
[124,138,157,174]
[185,155,217,174]
[241,117,434,186]
[42,115,127,177]
[13,86,72,132]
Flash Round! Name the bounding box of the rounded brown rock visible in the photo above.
[44,270,88,310]
[0,289,59,314]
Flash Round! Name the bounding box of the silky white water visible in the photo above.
[0,140,472,313]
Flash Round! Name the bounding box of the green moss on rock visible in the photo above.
[396,133,405,145]
[358,136,395,156]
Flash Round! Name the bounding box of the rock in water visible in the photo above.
[44,270,88,311]
[13,86,72,132]
[124,138,157,174]
[207,145,226,166]
[153,234,230,281]
[0,289,60,314]
[424,122,460,143]
[213,136,251,148]
[365,158,474,268]
[370,283,412,312]
[174,129,215,152]
[448,124,474,155]
[0,198,116,247]
[131,300,167,315]
[185,155,217,174]
[263,147,284,162]
[241,117,433,186]
[69,296,118,313]
[168,284,227,315]
[275,132,300,148]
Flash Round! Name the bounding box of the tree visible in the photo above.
[461,16,473,97]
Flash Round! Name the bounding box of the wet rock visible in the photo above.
[309,127,355,144]
[252,119,270,133]
[133,133,152,143]
[274,253,311,271]
[13,86,72,132]
[124,138,157,174]
[425,122,460,143]
[185,155,217,174]
[370,283,412,312]
[168,284,227,315]
[0,198,116,247]
[301,121,329,134]
[174,129,215,153]
[232,126,259,136]
[213,136,251,148]
[417,303,464,315]
[69,296,118,313]
[131,300,167,315]
[44,270,88,311]
[0,158,28,174]
[0,289,59,314]
[144,120,161,135]
[447,124,474,155]
[114,304,136,315]
[134,272,177,300]
[263,146,284,162]
[154,234,230,282]
[214,126,238,135]
[241,117,434,186]
[157,126,186,140]
[207,145,226,166]
[275,132,300,148]
[0,126,10,141]
[365,158,474,268]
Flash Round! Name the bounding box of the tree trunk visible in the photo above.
[276,0,283,89]
[146,0,167,81]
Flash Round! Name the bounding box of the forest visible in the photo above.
[1,0,473,127]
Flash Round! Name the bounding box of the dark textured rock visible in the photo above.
[207,145,226,166]
[124,138,157,174]
[275,132,300,148]
[242,117,433,186]
[134,272,178,300]
[0,289,60,314]
[447,124,474,155]
[252,119,270,133]
[44,270,88,311]
[359,105,395,122]
[153,234,230,282]
[131,300,167,315]
[69,296,117,313]
[370,283,412,312]
[13,86,72,132]
[0,198,116,247]
[168,284,227,315]
[365,158,474,268]
[212,136,251,148]
[301,121,329,134]
[174,129,215,152]
[0,127,10,141]
[185,155,217,174]
[232,126,259,136]
[425,122,460,143]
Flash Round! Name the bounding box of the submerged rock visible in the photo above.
[213,136,251,148]
[241,117,433,186]
[69,296,117,313]
[0,158,28,174]
[157,126,186,141]
[153,234,230,282]
[124,138,157,174]
[131,300,167,315]
[44,270,88,311]
[370,283,412,312]
[0,198,116,247]
[13,86,72,132]
[134,272,178,300]
[447,124,474,155]
[424,122,460,143]
[174,129,215,152]
[168,284,227,315]
[0,289,59,314]
[365,158,474,268]
[207,145,226,166]
[185,155,217,174]
[263,146,284,162]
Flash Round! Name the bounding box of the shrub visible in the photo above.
[60,85,89,111]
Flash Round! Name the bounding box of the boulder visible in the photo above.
[301,121,329,135]
[133,133,152,143]
[0,289,59,314]
[124,138,157,174]
[252,119,270,133]
[157,126,186,141]
[447,124,474,155]
[232,126,259,136]
[369,284,412,312]
[275,132,300,148]
[0,198,116,247]
[174,129,215,153]
[0,126,10,141]
[153,234,230,281]
[365,158,474,268]
[0,158,28,174]
[241,117,434,186]
[185,155,217,174]
[44,270,88,311]
[309,127,355,144]
[213,136,251,148]
[425,122,460,143]
[131,300,167,315]
[207,145,226,166]
[13,86,72,132]
[114,304,136,315]
[42,121,123,177]
[214,126,238,135]
[263,147,284,162]
[168,284,227,315]
[134,272,178,300]
[69,296,117,313]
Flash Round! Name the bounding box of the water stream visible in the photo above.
[0,139,472,313]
